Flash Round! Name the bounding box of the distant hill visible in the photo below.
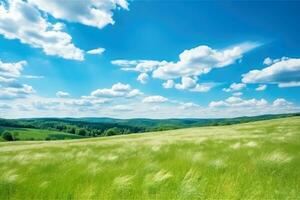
[0,112,299,141]
[72,112,300,129]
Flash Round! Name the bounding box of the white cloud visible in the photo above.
[209,96,268,108]
[0,59,35,99]
[90,83,141,98]
[223,83,246,92]
[28,0,129,29]
[162,80,175,89]
[1,94,299,119]
[56,91,70,98]
[0,84,35,99]
[179,102,200,110]
[0,0,84,60]
[112,42,259,92]
[242,58,300,88]
[278,81,300,88]
[142,95,168,103]
[23,75,44,79]
[272,98,292,107]
[263,57,289,65]
[112,60,163,73]
[263,57,273,65]
[0,60,27,78]
[127,89,142,98]
[164,76,213,92]
[175,76,197,90]
[255,84,267,91]
[112,82,131,91]
[152,42,259,80]
[190,83,213,92]
[137,73,149,84]
[86,47,105,55]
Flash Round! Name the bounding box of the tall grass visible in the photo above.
[1,117,300,199]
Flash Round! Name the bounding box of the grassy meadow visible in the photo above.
[0,117,300,199]
[0,127,86,141]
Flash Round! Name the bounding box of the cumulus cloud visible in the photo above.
[272,98,292,107]
[263,57,273,65]
[28,0,129,29]
[179,102,200,110]
[223,83,246,92]
[112,42,259,92]
[56,91,70,98]
[162,80,175,89]
[152,42,259,80]
[1,93,299,118]
[127,89,142,98]
[190,83,214,92]
[209,96,268,108]
[0,84,35,99]
[0,59,35,99]
[137,73,149,84]
[112,60,163,73]
[175,76,197,90]
[255,84,267,91]
[242,58,300,88]
[0,0,84,60]
[0,60,27,78]
[90,83,141,98]
[142,95,168,103]
[86,47,105,55]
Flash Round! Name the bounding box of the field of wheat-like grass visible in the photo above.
[0,117,300,199]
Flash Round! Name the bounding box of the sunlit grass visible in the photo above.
[1,117,300,199]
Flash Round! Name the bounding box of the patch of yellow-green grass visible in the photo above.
[0,117,300,199]
[0,128,86,141]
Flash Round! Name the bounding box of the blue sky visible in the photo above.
[0,0,299,118]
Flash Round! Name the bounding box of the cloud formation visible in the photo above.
[142,95,168,103]
[56,91,70,98]
[209,96,268,108]
[28,0,129,29]
[242,58,300,88]
[90,83,141,98]
[113,42,259,92]
[255,84,267,91]
[0,59,35,99]
[0,0,84,60]
[86,48,105,55]
[223,83,246,92]
[137,73,149,84]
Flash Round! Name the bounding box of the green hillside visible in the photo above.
[1,113,299,141]
[0,127,85,141]
[0,117,300,199]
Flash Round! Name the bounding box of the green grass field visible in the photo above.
[0,127,86,141]
[0,117,300,199]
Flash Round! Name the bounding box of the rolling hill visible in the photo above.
[1,113,299,141]
[0,117,299,199]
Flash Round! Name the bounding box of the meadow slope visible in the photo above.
[0,117,300,199]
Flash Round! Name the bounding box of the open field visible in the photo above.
[0,127,86,141]
[0,117,300,199]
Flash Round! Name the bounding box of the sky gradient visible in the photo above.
[0,0,299,118]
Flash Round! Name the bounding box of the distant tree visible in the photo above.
[78,128,87,136]
[2,131,14,141]
[45,136,52,141]
[104,127,120,136]
[67,127,76,134]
